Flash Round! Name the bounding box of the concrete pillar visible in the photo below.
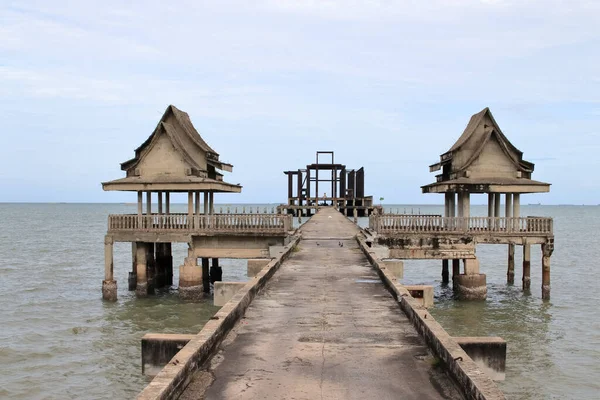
[210,258,222,284]
[507,243,515,284]
[452,259,460,278]
[462,192,470,219]
[137,191,143,227]
[494,193,501,218]
[195,191,200,215]
[513,193,520,219]
[102,236,117,301]
[136,242,148,297]
[522,244,531,290]
[146,243,156,294]
[165,192,170,214]
[204,192,209,215]
[154,243,166,288]
[487,193,494,218]
[449,193,456,217]
[209,192,214,215]
[444,193,452,217]
[158,192,163,214]
[202,258,210,293]
[505,193,512,218]
[187,192,193,220]
[542,244,551,300]
[179,256,203,300]
[129,242,137,291]
[163,243,173,287]
[457,193,464,218]
[442,259,449,284]
[146,191,152,215]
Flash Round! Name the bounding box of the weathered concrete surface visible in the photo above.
[213,282,246,307]
[247,258,271,277]
[405,285,434,308]
[142,334,195,376]
[181,208,461,400]
[453,337,506,381]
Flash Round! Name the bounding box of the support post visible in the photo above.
[202,258,210,293]
[165,192,170,214]
[195,191,201,215]
[507,243,515,284]
[487,193,494,218]
[210,258,223,284]
[204,192,209,215]
[209,192,214,215]
[442,259,449,284]
[494,193,501,218]
[505,193,512,231]
[454,257,487,300]
[129,242,137,291]
[522,244,531,290]
[136,242,148,297]
[542,244,551,300]
[452,259,460,278]
[146,243,156,294]
[137,191,143,227]
[102,236,117,301]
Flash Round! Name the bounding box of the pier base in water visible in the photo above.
[507,244,515,284]
[179,260,204,300]
[454,274,487,300]
[441,259,449,284]
[102,279,117,301]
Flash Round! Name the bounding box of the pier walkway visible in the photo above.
[180,208,460,399]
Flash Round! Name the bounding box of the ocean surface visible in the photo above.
[0,203,598,399]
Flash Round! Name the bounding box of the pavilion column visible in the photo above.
[494,193,501,220]
[137,191,143,227]
[209,192,214,215]
[487,193,494,217]
[102,235,117,301]
[179,251,203,300]
[165,192,170,214]
[129,242,137,291]
[195,191,201,215]
[522,243,531,290]
[513,193,521,220]
[449,193,456,217]
[158,192,163,214]
[146,191,152,214]
[204,192,209,215]
[542,243,551,300]
[188,192,193,228]
[135,242,148,297]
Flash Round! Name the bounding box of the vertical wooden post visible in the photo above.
[522,244,531,290]
[507,243,515,284]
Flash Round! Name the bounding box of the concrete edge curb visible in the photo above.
[136,234,302,400]
[356,236,506,400]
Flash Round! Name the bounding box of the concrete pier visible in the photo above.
[102,236,117,301]
[522,244,531,290]
[179,257,203,300]
[442,259,449,284]
[136,242,148,297]
[453,258,487,300]
[179,208,462,399]
[507,243,515,284]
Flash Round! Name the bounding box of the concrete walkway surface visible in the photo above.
[180,208,461,400]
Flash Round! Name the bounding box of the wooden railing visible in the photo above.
[108,213,292,234]
[369,215,553,235]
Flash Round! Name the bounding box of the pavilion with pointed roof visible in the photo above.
[102,104,241,195]
[423,107,550,223]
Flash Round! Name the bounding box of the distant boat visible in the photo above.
[527,203,541,206]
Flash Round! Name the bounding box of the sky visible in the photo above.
[1,0,599,204]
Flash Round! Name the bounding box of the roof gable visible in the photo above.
[120,105,233,175]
